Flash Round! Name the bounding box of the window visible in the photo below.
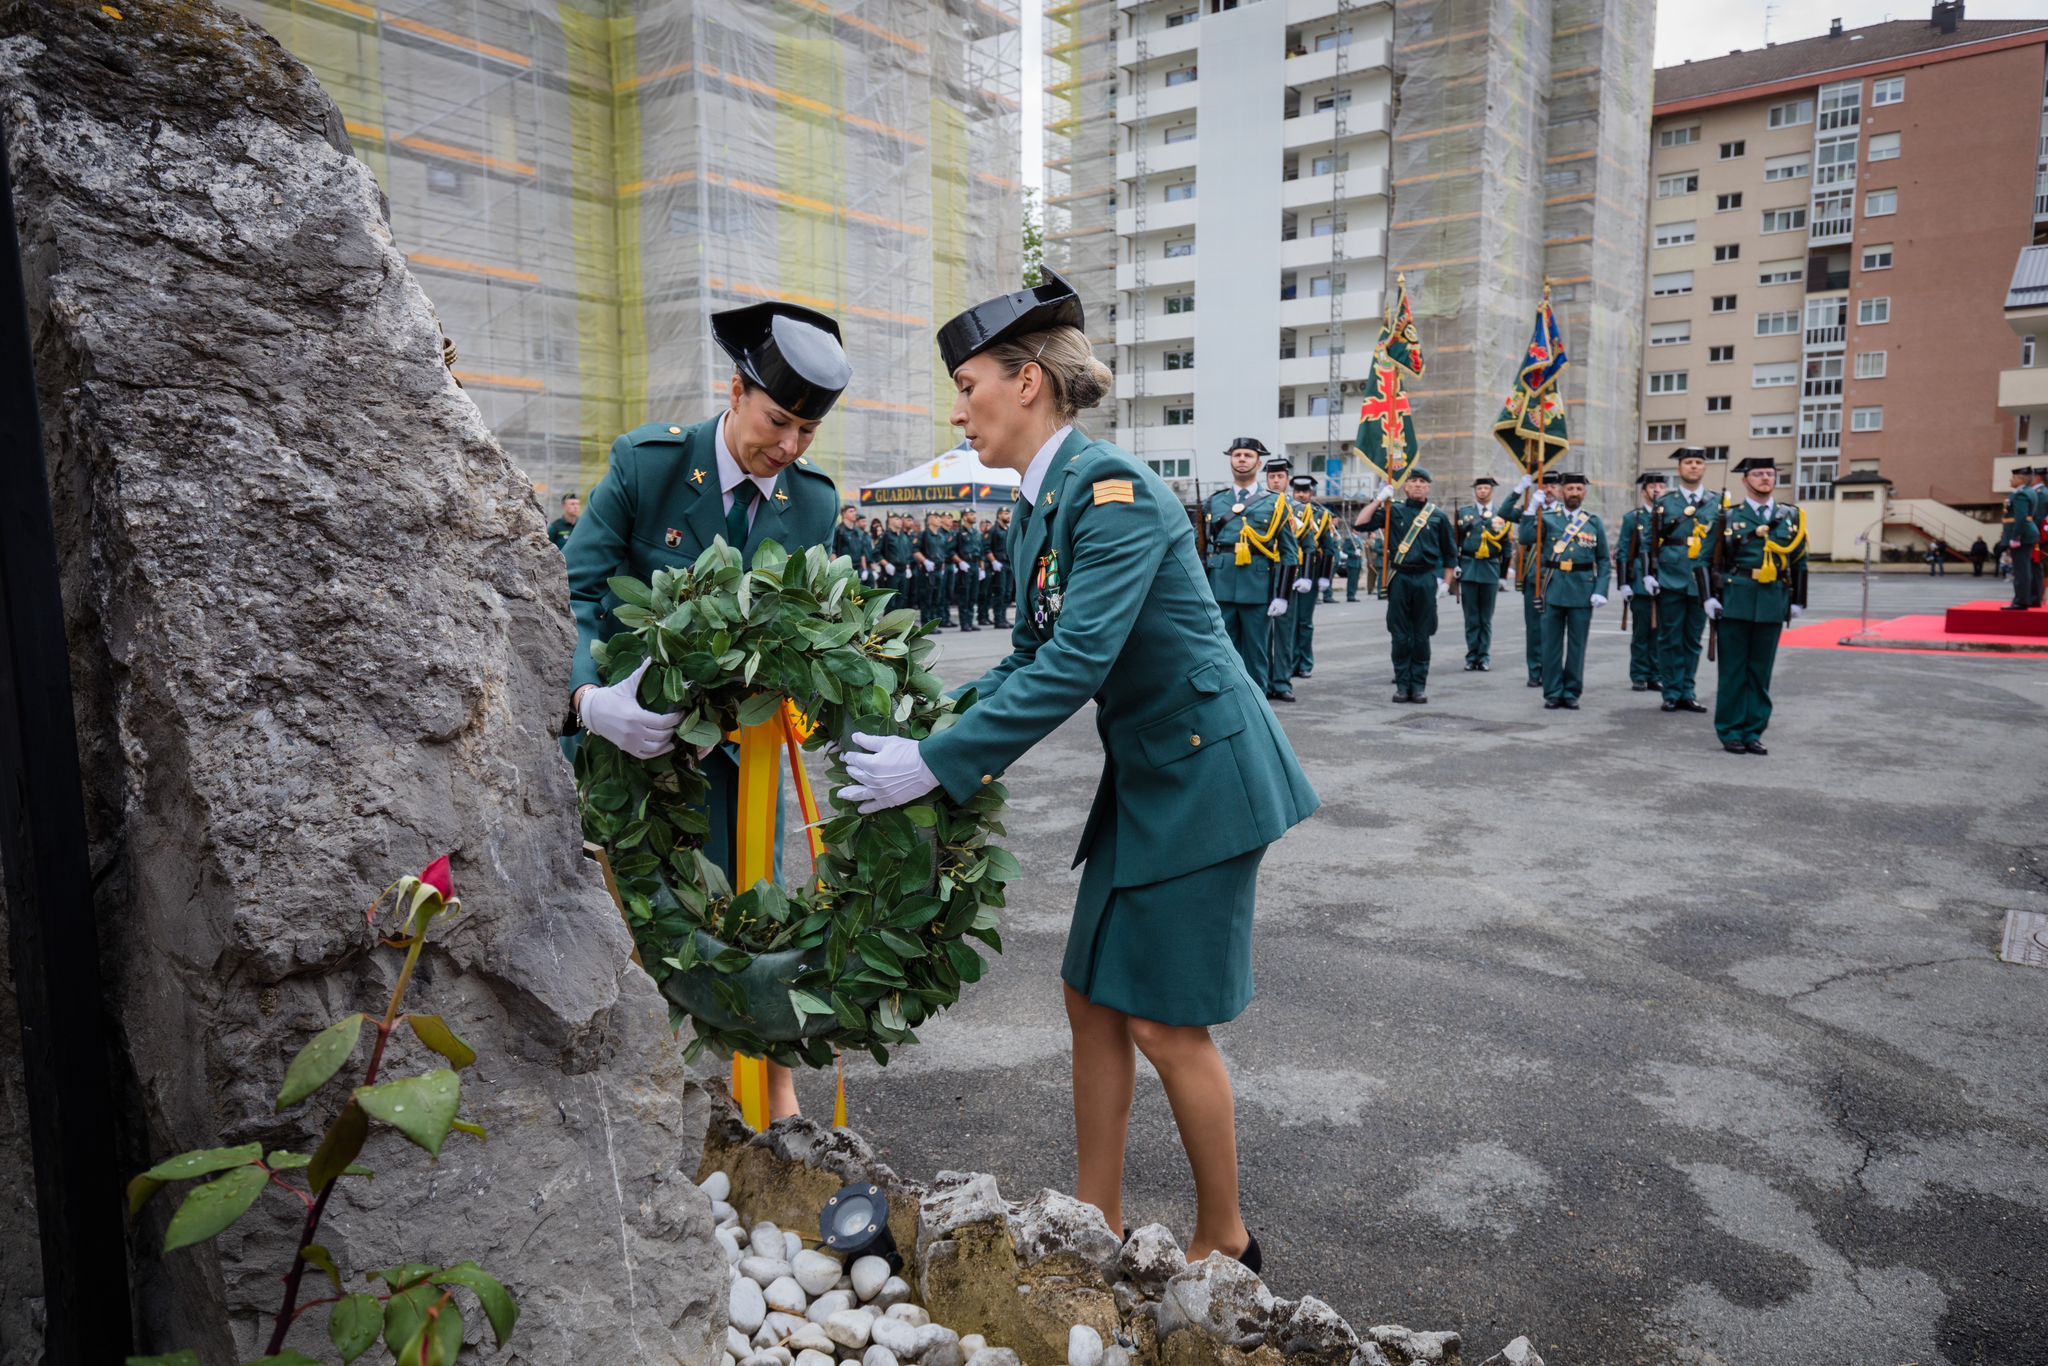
[1164,293,1194,313]
[1752,361,1798,388]
[1858,296,1891,325]
[1756,310,1800,336]
[1165,124,1196,144]
[1164,349,1194,370]
[1307,335,1344,356]
[2025,335,2038,367]
[1650,320,1692,346]
[1646,421,1689,443]
[1658,124,1700,147]
[1758,259,1804,286]
[1712,294,1737,313]
[1715,243,1741,262]
[1855,350,1887,378]
[1819,80,1861,130]
[1761,207,1807,234]
[1865,188,1897,217]
[1861,243,1893,271]
[1312,90,1353,113]
[1764,153,1810,182]
[1768,99,1814,128]
[1647,370,1689,395]
[1851,406,1884,432]
[1146,457,1192,477]
[1657,171,1699,198]
[1716,192,1743,212]
[427,166,466,195]
[1719,139,1746,160]
[1164,181,1196,202]
[1164,239,1194,258]
[1307,395,1333,416]
[1652,271,1694,297]
[1654,221,1697,248]
[1815,133,1859,185]
[1165,67,1197,86]
[1709,344,1735,363]
[1702,445,1731,461]
[1751,414,1795,439]
[1310,153,1347,176]
[1312,29,1351,50]
[1706,395,1732,413]
[1164,405,1194,426]
[1165,7,1198,25]
[1309,212,1346,236]
[1868,131,1900,162]
[1308,274,1338,297]
[1872,76,1904,106]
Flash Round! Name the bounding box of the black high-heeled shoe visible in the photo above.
[1231,1233,1262,1275]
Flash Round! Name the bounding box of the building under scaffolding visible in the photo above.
[227,0,1022,502]
[1042,0,1118,359]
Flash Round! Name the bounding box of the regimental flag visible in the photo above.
[1354,274,1424,482]
[1493,284,1571,475]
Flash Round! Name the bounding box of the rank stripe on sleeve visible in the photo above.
[1093,478,1135,506]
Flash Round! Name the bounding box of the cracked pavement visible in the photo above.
[745,571,2048,1365]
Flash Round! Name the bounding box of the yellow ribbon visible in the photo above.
[1237,496,1287,566]
[1755,507,1807,586]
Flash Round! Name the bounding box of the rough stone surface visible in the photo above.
[0,2,724,1361]
[967,1353,1021,1366]
[1157,1256,1277,1351]
[1013,1189,1122,1279]
[1116,1223,1188,1297]
[1270,1297,1361,1366]
[1366,1326,1462,1366]
[1478,1338,1541,1366]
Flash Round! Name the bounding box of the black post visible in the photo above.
[0,127,136,1359]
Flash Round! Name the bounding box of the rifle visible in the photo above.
[1702,501,1724,663]
[1191,476,1211,560]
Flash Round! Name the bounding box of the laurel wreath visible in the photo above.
[575,538,1013,1068]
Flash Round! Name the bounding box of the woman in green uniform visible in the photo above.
[835,271,1318,1267]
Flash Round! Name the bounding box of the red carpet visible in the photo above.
[1944,599,2048,637]
[1781,612,2048,656]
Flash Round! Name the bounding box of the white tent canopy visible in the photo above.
[858,442,1021,509]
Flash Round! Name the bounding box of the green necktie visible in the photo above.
[725,481,757,550]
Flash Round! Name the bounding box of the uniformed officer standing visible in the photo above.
[919,512,952,626]
[990,506,1016,628]
[954,513,985,632]
[1523,472,1609,709]
[1510,469,1563,687]
[1615,472,1666,692]
[547,491,581,551]
[1708,455,1807,754]
[877,513,912,604]
[566,299,850,1123]
[1287,476,1335,679]
[1453,475,1521,672]
[1261,455,1304,702]
[831,504,869,577]
[1364,468,1459,703]
[2003,465,2043,612]
[1336,523,1364,602]
[1204,439,1295,696]
[1650,447,1722,713]
[2033,466,2048,607]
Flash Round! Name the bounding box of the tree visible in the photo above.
[1021,186,1044,287]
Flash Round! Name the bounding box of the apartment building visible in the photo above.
[1044,0,1120,358]
[1641,3,2048,517]
[227,0,1021,500]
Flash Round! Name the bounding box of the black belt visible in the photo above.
[1395,563,1436,575]
[1544,563,1594,572]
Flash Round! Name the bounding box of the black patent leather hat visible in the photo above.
[937,267,1085,374]
[711,302,852,420]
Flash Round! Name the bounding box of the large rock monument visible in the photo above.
[0,1,723,1358]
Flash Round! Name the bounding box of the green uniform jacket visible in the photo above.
[1453,494,1521,585]
[566,416,839,696]
[1204,485,1296,604]
[1385,499,1458,574]
[1520,506,1611,608]
[547,517,575,551]
[1712,499,1809,623]
[882,529,915,565]
[2034,483,2048,539]
[2002,486,2042,550]
[918,527,949,565]
[1614,505,1660,595]
[830,521,868,564]
[1651,487,1721,596]
[957,526,987,565]
[923,430,1318,888]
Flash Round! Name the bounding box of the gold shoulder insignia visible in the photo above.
[691,468,706,485]
[774,490,790,504]
[667,425,682,435]
[1093,478,1135,506]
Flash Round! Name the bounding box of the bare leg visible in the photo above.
[768,1062,800,1121]
[1128,1018,1249,1262]
[1064,983,1136,1236]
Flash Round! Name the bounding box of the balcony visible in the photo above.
[1116,82,1199,125]
[1286,0,1392,21]
[1116,139,1199,180]
[1112,425,1201,459]
[1278,39,1393,90]
[1282,100,1391,149]
[1998,365,2048,414]
[1278,413,1355,446]
[1279,351,1373,387]
[1116,365,1197,400]
[1798,430,1841,452]
[1115,253,1199,291]
[1279,289,1382,329]
[1115,310,1197,347]
[1808,213,1853,246]
[1280,163,1389,210]
[1280,226,1387,270]
[1807,269,1850,292]
[1115,23,1200,67]
[1115,197,1197,236]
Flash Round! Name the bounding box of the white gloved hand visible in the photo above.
[1316,577,1331,590]
[1643,574,1660,596]
[1372,486,1393,505]
[1515,474,1533,494]
[1620,585,1633,601]
[1526,491,1546,512]
[1267,597,1289,618]
[1293,577,1313,593]
[1790,604,1805,619]
[1591,593,1609,609]
[578,659,684,760]
[1436,577,1450,598]
[992,559,1005,571]
[836,732,940,814]
[977,568,987,581]
[1705,597,1723,620]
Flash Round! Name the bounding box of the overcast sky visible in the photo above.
[1018,1,2045,191]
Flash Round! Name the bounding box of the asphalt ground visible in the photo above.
[724,568,2048,1365]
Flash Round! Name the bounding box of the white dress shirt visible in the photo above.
[714,412,781,524]
[1018,424,1075,507]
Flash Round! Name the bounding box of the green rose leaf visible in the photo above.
[328,1293,383,1363]
[435,1262,520,1346]
[371,1263,440,1292]
[395,1300,464,1366]
[302,1242,344,1293]
[406,1015,477,1070]
[275,1013,366,1111]
[355,1070,461,1158]
[163,1164,268,1252]
[307,1100,370,1194]
[141,1143,263,1183]
[126,1174,164,1218]
[382,1283,441,1360]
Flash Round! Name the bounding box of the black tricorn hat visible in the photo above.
[937,267,1085,374]
[1226,436,1270,455]
[1557,472,1589,486]
[1732,455,1778,474]
[1637,471,1669,487]
[1471,475,1498,487]
[1538,468,1563,484]
[711,302,852,421]
[1673,445,1712,462]
[1290,474,1318,492]
[1263,454,1293,472]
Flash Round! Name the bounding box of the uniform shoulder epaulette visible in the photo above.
[624,421,692,446]
[789,454,836,485]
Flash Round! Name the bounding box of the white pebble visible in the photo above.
[807,1290,855,1326]
[743,1257,794,1288]
[1068,1324,1104,1366]
[913,1325,964,1366]
[868,1315,918,1357]
[766,1313,810,1340]
[871,1276,910,1310]
[882,1304,928,1327]
[824,1309,875,1351]
[795,1352,836,1366]
[717,1227,745,1264]
[742,1352,791,1366]
[850,1256,892,1302]
[730,1278,766,1335]
[863,1350,900,1366]
[765,1276,809,1316]
[835,1273,855,1292]
[714,1199,740,1224]
[793,1249,845,1297]
[967,1352,1021,1366]
[959,1337,986,1356]
[752,1326,778,1351]
[723,1355,737,1366]
[727,1327,752,1359]
[750,1223,787,1260]
[784,1324,837,1354]
[784,1230,805,1261]
[700,1170,733,1202]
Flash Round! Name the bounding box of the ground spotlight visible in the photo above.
[819,1182,901,1272]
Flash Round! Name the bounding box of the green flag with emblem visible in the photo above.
[1492,284,1571,475]
[1353,273,1424,483]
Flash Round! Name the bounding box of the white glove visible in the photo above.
[1316,577,1331,590]
[977,568,987,581]
[1515,474,1533,494]
[1705,597,1723,620]
[883,562,896,575]
[1436,578,1449,598]
[1790,604,1804,619]
[578,659,684,760]
[1267,598,1288,618]
[1525,491,1546,512]
[1619,585,1633,601]
[1643,574,1660,596]
[992,559,1005,571]
[836,732,940,814]
[1293,577,1312,593]
[1591,593,1608,609]
[1371,486,1393,505]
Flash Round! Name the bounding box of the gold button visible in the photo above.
[1190,734,1202,747]
[980,774,993,785]
[667,425,682,434]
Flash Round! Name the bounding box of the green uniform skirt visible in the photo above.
[1061,806,1266,1027]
